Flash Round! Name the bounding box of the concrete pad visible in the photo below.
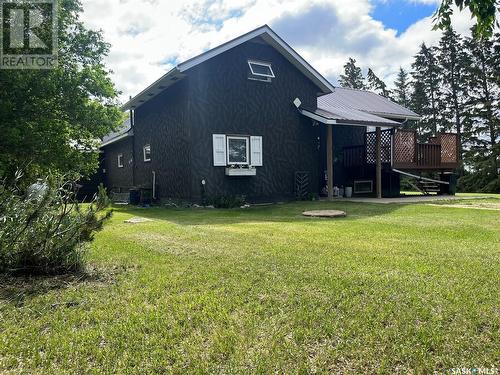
[302,210,346,218]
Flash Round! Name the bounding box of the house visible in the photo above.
[99,25,458,203]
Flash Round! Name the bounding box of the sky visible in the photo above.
[79,0,474,103]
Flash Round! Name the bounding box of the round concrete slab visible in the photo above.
[302,210,346,218]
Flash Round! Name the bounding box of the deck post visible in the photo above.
[376,126,382,198]
[327,124,333,200]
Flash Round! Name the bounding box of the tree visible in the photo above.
[393,68,410,107]
[411,43,442,137]
[339,58,365,89]
[434,0,498,39]
[459,31,499,191]
[366,68,391,97]
[0,0,123,180]
[437,27,470,167]
[409,80,430,139]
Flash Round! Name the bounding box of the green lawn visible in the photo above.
[1,199,499,373]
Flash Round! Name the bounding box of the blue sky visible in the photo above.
[372,1,439,35]
[80,0,472,102]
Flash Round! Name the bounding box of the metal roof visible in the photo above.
[298,106,400,127]
[318,87,421,121]
[101,118,132,147]
[122,25,335,111]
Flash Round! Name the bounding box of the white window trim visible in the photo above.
[143,144,151,162]
[247,60,275,78]
[117,153,124,168]
[354,180,373,194]
[227,136,250,165]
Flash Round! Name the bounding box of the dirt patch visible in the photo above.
[124,217,154,224]
[427,202,500,211]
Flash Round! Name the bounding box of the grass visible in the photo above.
[1,198,499,373]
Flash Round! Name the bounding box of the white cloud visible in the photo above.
[79,0,474,102]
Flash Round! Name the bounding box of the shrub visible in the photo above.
[209,195,246,209]
[0,173,112,275]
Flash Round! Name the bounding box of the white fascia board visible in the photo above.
[121,67,182,111]
[178,26,269,72]
[299,108,337,125]
[300,108,401,128]
[260,30,334,94]
[100,132,132,148]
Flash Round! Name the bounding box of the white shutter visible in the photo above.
[250,136,263,166]
[212,134,226,166]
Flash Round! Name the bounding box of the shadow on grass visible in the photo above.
[112,200,407,226]
[0,264,136,308]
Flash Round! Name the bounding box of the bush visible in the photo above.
[209,195,246,208]
[0,173,112,275]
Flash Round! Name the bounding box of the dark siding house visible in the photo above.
[99,25,459,202]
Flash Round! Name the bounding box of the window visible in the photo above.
[143,144,151,162]
[227,136,249,165]
[248,60,275,81]
[212,134,262,167]
[117,153,124,168]
[354,180,373,194]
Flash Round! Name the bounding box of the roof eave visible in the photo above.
[299,108,401,128]
[299,108,337,124]
[121,68,183,111]
[100,131,133,148]
[366,111,422,121]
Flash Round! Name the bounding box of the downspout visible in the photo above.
[129,96,136,187]
[152,171,156,200]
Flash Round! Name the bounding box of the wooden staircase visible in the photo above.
[392,168,449,196]
[409,180,440,195]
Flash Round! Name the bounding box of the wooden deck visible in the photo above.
[343,129,459,170]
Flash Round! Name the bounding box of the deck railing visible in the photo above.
[343,129,459,170]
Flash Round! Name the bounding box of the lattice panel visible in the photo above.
[440,133,458,163]
[393,130,416,165]
[365,130,392,164]
[295,171,310,200]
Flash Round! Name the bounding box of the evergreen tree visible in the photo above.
[409,80,429,140]
[411,43,442,137]
[437,27,470,168]
[339,58,365,89]
[460,30,500,192]
[366,68,390,97]
[393,68,410,107]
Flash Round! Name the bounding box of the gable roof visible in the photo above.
[122,25,335,111]
[318,87,421,121]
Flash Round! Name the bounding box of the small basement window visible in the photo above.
[117,153,124,168]
[248,60,275,81]
[227,136,249,165]
[354,180,373,194]
[143,144,151,162]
